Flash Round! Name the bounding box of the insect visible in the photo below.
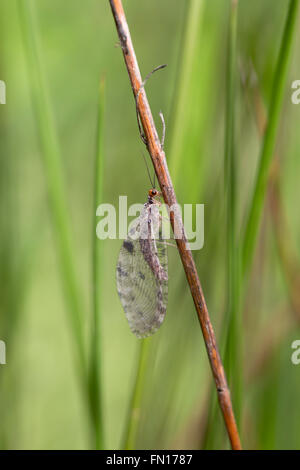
[117,64,169,338]
[116,188,168,338]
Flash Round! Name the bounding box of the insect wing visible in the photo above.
[116,210,168,338]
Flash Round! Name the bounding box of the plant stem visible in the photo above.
[88,79,105,449]
[109,0,242,450]
[241,65,300,383]
[18,0,86,382]
[223,0,243,425]
[169,0,204,185]
[123,339,151,450]
[242,0,299,275]
[203,3,242,448]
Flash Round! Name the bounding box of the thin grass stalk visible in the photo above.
[17,0,87,403]
[88,79,105,449]
[242,0,299,276]
[122,338,151,450]
[246,66,300,322]
[203,2,242,448]
[241,70,300,382]
[223,0,243,425]
[109,0,241,450]
[168,0,204,185]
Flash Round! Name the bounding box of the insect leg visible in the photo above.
[156,240,177,249]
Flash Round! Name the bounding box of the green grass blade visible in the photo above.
[242,0,299,275]
[223,0,243,425]
[88,79,105,449]
[203,2,242,448]
[17,0,86,383]
[123,338,151,450]
[168,0,204,187]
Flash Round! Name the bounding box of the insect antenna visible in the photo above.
[135,64,167,146]
[141,151,155,188]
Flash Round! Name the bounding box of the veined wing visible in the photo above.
[116,214,168,338]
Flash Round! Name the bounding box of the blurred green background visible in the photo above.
[1,0,300,450]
